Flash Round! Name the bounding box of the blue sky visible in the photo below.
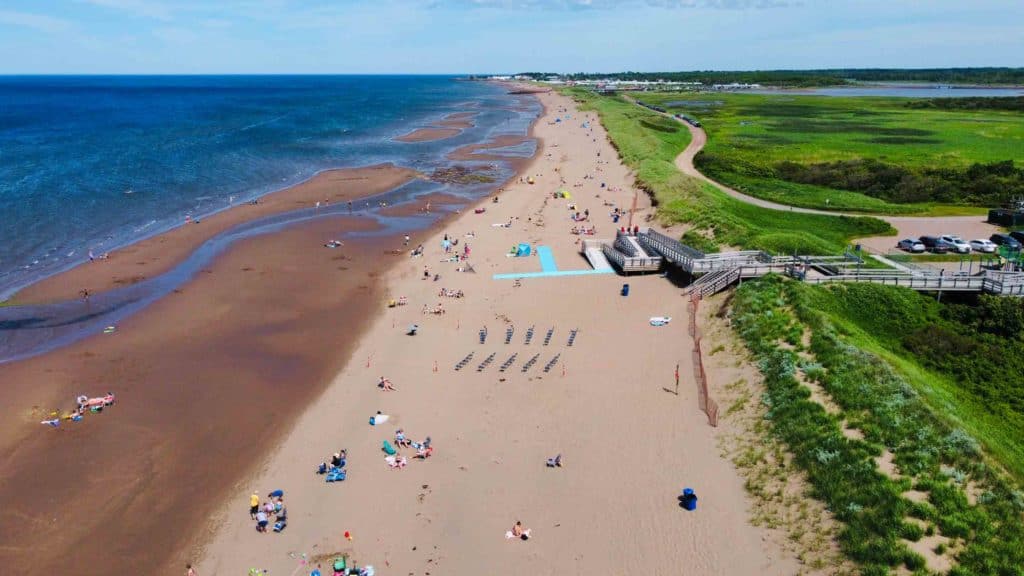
[0,1,1021,74]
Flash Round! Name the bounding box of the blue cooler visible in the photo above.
[682,488,697,511]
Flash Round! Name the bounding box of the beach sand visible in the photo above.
[10,164,418,305]
[194,90,799,575]
[0,214,400,575]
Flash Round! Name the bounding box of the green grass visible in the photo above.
[639,92,1024,214]
[732,277,1024,575]
[568,89,893,254]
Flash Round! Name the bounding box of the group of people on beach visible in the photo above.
[250,489,287,534]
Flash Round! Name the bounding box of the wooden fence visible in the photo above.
[688,292,719,427]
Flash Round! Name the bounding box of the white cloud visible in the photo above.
[0,10,73,33]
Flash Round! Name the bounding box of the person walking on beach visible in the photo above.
[185,564,197,576]
[404,234,410,246]
[80,288,90,302]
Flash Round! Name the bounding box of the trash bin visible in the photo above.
[621,283,630,297]
[681,487,697,511]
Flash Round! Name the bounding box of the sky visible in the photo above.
[0,0,1021,74]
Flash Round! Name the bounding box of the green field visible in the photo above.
[638,92,1024,215]
[733,278,1024,574]
[568,89,893,254]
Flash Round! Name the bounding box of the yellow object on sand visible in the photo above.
[527,177,535,184]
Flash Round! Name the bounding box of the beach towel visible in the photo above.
[273,520,287,532]
[382,440,397,455]
[326,468,346,482]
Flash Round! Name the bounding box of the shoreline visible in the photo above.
[8,164,420,304]
[0,96,542,574]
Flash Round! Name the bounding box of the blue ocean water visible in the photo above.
[0,75,535,298]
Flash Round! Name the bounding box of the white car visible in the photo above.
[969,239,997,253]
[939,235,971,254]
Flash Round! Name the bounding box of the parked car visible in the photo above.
[939,235,971,254]
[1009,230,1024,245]
[990,233,1022,250]
[919,236,950,254]
[969,239,997,253]
[897,238,926,253]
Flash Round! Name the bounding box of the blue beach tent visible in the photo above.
[516,243,531,257]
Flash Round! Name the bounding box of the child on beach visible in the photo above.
[250,491,260,519]
[255,510,268,532]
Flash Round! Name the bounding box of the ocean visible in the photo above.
[0,75,536,299]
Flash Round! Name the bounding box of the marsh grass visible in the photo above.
[638,92,1024,215]
[568,89,893,253]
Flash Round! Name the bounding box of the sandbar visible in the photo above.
[11,164,418,304]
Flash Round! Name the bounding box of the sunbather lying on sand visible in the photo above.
[378,376,396,391]
[385,455,407,469]
[507,521,531,540]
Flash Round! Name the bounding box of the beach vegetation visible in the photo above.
[636,92,1024,214]
[731,276,1024,574]
[567,89,892,254]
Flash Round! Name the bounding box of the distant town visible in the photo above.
[484,74,761,92]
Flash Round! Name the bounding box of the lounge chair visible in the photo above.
[546,454,562,467]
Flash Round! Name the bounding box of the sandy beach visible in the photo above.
[194,90,799,575]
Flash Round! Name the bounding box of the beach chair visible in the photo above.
[546,454,563,468]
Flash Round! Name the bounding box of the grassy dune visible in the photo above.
[733,277,1024,575]
[569,89,893,253]
[639,92,1024,215]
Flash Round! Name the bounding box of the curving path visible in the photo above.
[629,97,999,252]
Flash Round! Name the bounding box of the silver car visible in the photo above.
[969,239,997,253]
[897,238,925,253]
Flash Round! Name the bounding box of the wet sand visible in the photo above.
[395,127,461,142]
[394,112,479,142]
[377,192,469,218]
[0,215,393,576]
[448,134,534,162]
[11,164,418,305]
